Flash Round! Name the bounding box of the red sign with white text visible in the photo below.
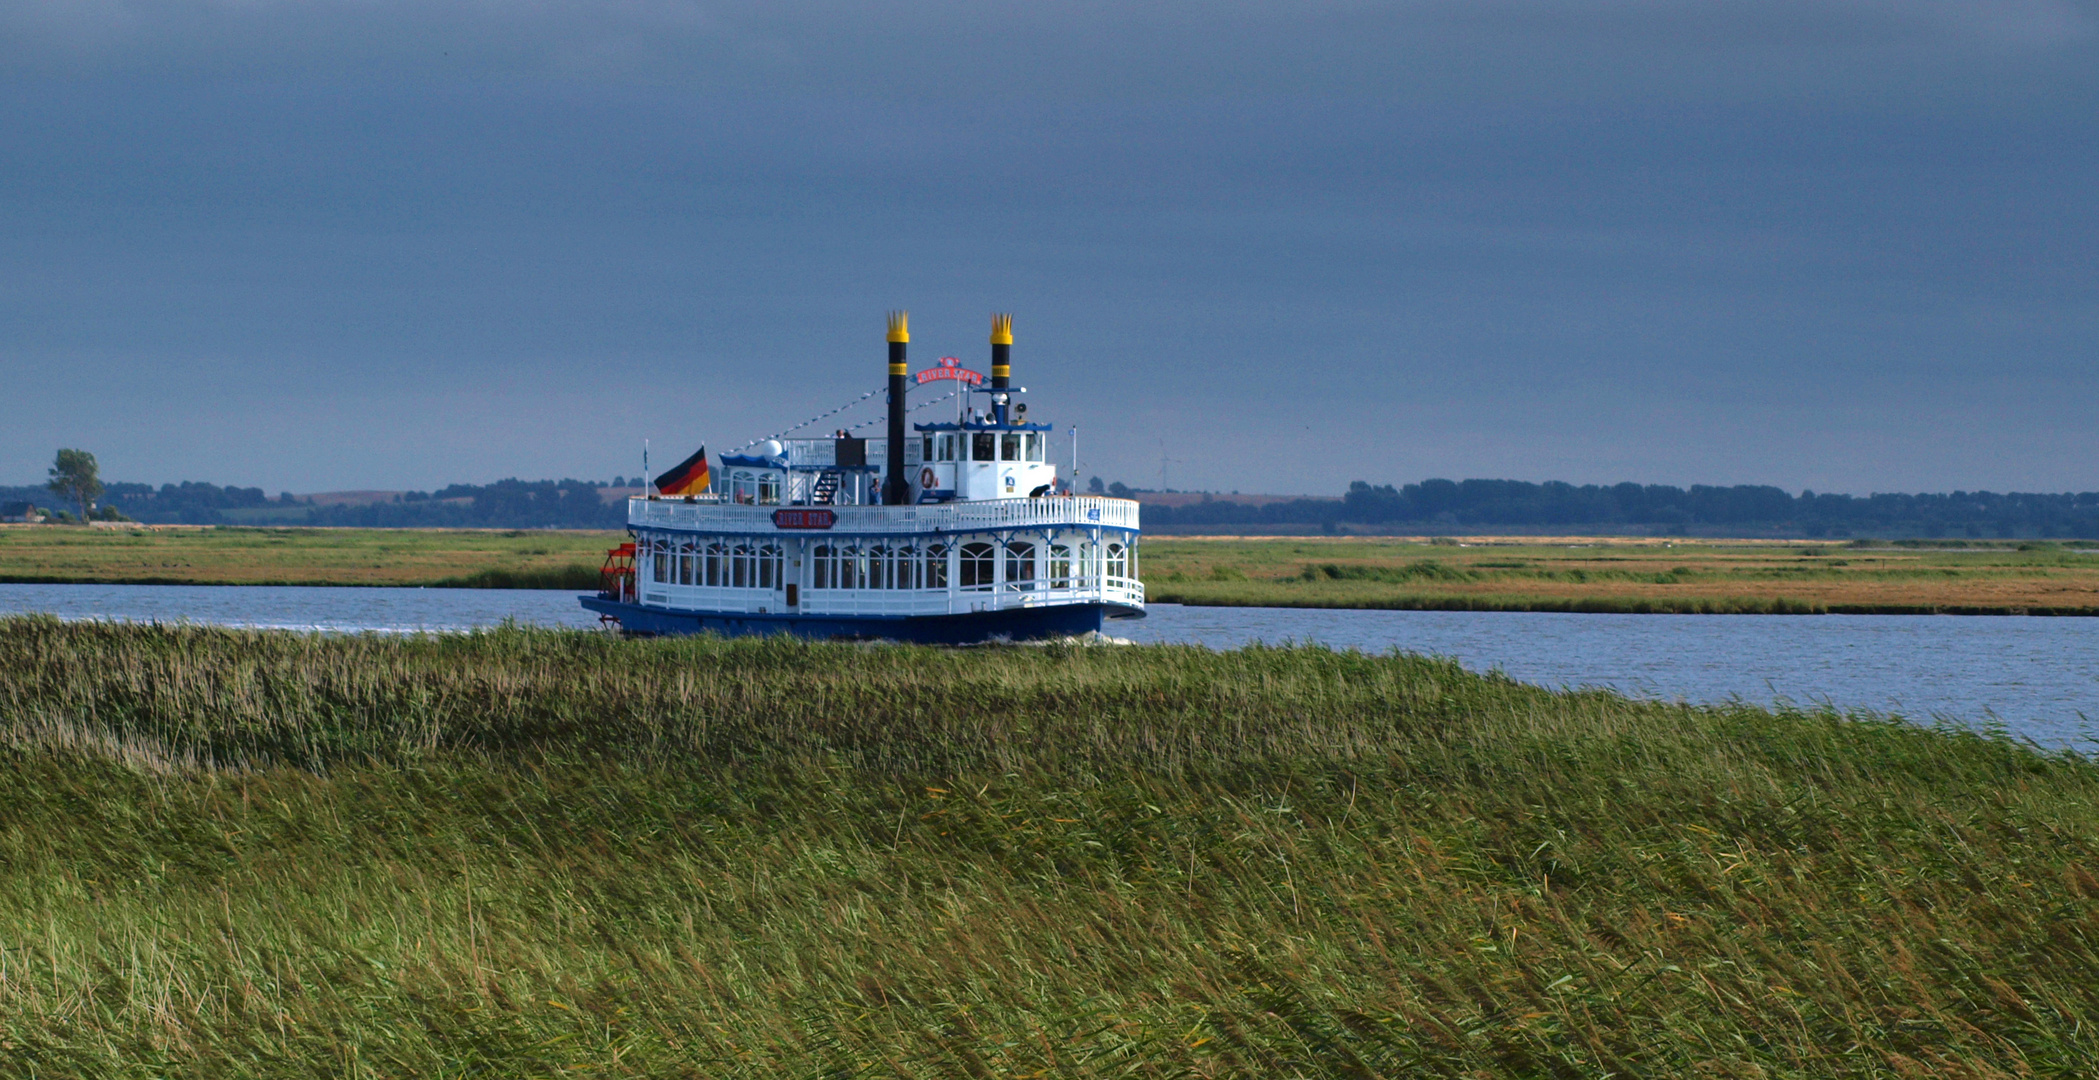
[772,508,836,530]
[916,356,984,385]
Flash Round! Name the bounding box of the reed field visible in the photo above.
[11,526,2099,615]
[2,616,2096,1077]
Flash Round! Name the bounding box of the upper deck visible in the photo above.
[629,494,1138,536]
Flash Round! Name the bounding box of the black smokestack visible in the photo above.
[990,313,1012,423]
[884,311,909,505]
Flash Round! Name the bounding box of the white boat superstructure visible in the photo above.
[583,312,1142,642]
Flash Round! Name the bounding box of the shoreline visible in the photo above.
[9,576,2099,617]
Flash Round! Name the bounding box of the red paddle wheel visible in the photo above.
[597,542,636,625]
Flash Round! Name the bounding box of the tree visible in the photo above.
[47,449,103,523]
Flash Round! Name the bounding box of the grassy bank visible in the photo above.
[1143,536,2099,615]
[0,525,612,588]
[3,617,2096,1076]
[11,527,2099,613]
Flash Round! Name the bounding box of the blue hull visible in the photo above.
[578,595,1143,644]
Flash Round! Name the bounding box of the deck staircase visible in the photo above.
[812,471,842,505]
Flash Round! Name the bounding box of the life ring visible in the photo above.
[919,467,938,490]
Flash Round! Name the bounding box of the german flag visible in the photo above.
[654,446,710,496]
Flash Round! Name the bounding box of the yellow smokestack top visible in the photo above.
[990,313,1013,345]
[887,311,909,344]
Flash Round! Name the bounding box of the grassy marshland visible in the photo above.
[1143,537,2099,615]
[3,618,2097,1076]
[11,527,2099,614]
[0,526,610,589]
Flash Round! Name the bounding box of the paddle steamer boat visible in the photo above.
[580,314,1143,642]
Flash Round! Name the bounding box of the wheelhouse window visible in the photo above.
[972,432,995,461]
[1029,435,1046,462]
[959,541,995,589]
[1004,540,1036,590]
[1000,434,1020,461]
[730,470,757,504]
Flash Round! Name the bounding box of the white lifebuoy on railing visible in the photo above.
[919,467,938,489]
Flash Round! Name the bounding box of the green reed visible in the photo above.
[2,616,2096,1077]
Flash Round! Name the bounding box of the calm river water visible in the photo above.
[4,584,2095,749]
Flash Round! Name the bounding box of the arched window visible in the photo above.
[731,470,756,504]
[866,546,889,590]
[893,546,917,589]
[651,542,669,586]
[1004,540,1036,590]
[678,540,697,585]
[760,543,781,589]
[811,545,835,589]
[758,473,781,505]
[731,542,752,588]
[1048,543,1073,588]
[924,544,948,589]
[705,542,725,587]
[1107,542,1128,582]
[959,541,995,589]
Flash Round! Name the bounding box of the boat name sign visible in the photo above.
[771,508,837,530]
[916,357,984,385]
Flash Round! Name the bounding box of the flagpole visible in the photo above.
[643,440,651,497]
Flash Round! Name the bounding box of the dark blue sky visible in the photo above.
[3,1,2094,495]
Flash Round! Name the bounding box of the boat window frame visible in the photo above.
[1048,542,1073,588]
[1004,539,1036,591]
[760,542,781,589]
[958,540,995,589]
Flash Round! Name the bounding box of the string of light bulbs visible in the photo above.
[733,384,970,452]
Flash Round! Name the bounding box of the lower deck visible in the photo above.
[626,526,1143,620]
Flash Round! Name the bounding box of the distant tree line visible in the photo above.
[0,479,624,529]
[1135,479,2099,538]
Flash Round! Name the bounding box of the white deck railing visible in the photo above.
[628,495,1140,535]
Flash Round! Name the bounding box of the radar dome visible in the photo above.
[761,440,785,459]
